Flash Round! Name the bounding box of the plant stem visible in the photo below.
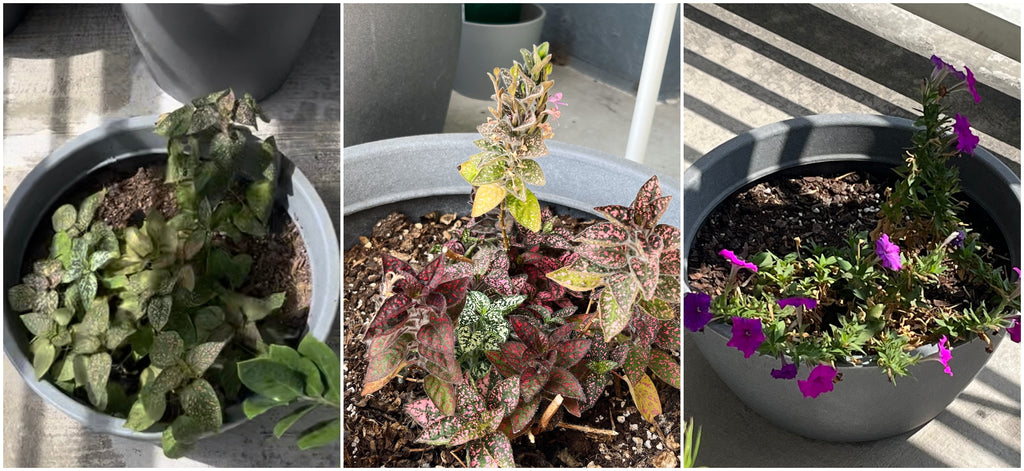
[557,422,618,436]
[538,394,563,430]
[499,201,510,253]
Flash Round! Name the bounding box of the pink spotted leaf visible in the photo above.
[659,249,681,276]
[548,323,576,346]
[593,204,632,227]
[580,374,609,411]
[575,222,630,246]
[415,415,460,446]
[485,350,520,378]
[466,432,515,468]
[653,224,681,251]
[519,366,550,403]
[598,288,631,342]
[631,311,660,347]
[362,340,409,396]
[449,408,503,446]
[405,397,444,427]
[648,348,680,389]
[577,246,627,269]
[554,338,592,369]
[622,343,651,385]
[543,367,585,400]
[486,375,520,416]
[653,275,681,303]
[630,255,660,300]
[655,319,681,352]
[455,378,488,418]
[435,277,471,308]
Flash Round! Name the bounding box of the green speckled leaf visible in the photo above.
[598,288,630,343]
[181,378,222,433]
[148,295,173,331]
[545,266,602,292]
[472,162,506,185]
[517,158,545,185]
[52,204,77,232]
[21,312,55,338]
[8,284,37,312]
[151,331,184,368]
[424,374,457,416]
[187,340,226,377]
[125,387,166,432]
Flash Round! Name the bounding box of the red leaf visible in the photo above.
[422,292,447,315]
[543,367,585,400]
[362,341,408,396]
[436,278,470,308]
[421,358,462,384]
[648,348,680,389]
[485,349,520,378]
[510,316,547,353]
[554,339,592,369]
[548,323,575,346]
[562,397,582,418]
[519,366,549,403]
[609,343,631,365]
[418,253,446,290]
[424,375,457,416]
[366,326,410,360]
[499,341,528,373]
[381,253,413,276]
[629,176,662,214]
[365,295,412,339]
[417,322,455,358]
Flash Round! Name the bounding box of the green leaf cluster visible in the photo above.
[238,335,340,450]
[156,89,279,239]
[455,291,524,379]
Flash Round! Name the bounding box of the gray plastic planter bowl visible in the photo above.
[2,115,340,441]
[123,4,322,103]
[684,113,1021,442]
[343,133,679,250]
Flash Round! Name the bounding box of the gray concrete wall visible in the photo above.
[540,3,681,101]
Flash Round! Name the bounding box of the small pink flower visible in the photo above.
[938,335,953,376]
[547,92,567,110]
[719,249,758,272]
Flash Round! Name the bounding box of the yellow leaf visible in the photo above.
[471,184,506,217]
[626,373,662,425]
[459,160,479,184]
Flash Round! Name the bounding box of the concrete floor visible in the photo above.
[2,5,340,467]
[684,4,1021,467]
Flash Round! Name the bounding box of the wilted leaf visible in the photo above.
[546,266,602,292]
[471,183,506,217]
[626,372,662,425]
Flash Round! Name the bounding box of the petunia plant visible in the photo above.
[686,56,1021,398]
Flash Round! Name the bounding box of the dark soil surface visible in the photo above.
[686,170,1007,349]
[687,171,890,297]
[343,210,681,468]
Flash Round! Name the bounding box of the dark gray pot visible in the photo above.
[3,3,28,36]
[343,133,679,250]
[3,116,339,441]
[683,113,1021,442]
[453,4,546,100]
[122,4,322,103]
[343,4,462,147]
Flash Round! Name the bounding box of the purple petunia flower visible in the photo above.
[726,316,765,359]
[930,55,965,81]
[771,362,798,380]
[951,230,966,249]
[719,249,758,272]
[777,297,818,310]
[1007,315,1021,344]
[953,113,980,155]
[965,66,981,103]
[875,233,902,271]
[684,292,714,332]
[798,364,837,398]
[938,335,953,376]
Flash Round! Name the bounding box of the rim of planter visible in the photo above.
[683,113,1020,441]
[342,133,680,249]
[2,115,340,441]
